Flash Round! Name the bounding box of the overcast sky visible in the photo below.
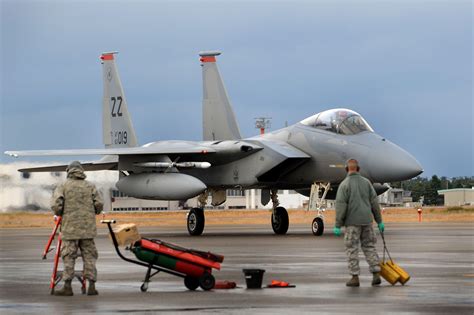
[1,0,472,178]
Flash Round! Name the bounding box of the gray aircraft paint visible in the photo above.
[200,51,242,141]
[5,52,423,201]
[116,173,206,200]
[101,52,138,148]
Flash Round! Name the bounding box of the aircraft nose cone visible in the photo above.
[369,140,423,182]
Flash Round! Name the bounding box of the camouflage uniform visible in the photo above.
[335,172,382,276]
[51,161,103,281]
[344,225,380,275]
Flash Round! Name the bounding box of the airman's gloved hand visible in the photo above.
[333,226,341,236]
[378,222,385,233]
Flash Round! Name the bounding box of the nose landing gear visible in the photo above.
[309,183,331,236]
[311,217,324,236]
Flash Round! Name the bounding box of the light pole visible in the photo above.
[249,117,273,209]
[254,117,272,135]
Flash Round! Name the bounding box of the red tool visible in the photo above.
[214,280,237,289]
[266,280,295,288]
[42,216,61,259]
[43,216,86,295]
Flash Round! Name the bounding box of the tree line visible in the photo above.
[390,176,473,206]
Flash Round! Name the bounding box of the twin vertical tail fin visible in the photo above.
[100,51,240,147]
[200,51,242,141]
[101,52,138,148]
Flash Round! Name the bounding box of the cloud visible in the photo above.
[1,0,472,177]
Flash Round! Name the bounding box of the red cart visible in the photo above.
[101,220,223,292]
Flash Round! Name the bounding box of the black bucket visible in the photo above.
[243,269,265,289]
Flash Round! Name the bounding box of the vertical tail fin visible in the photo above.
[200,51,242,141]
[101,52,138,148]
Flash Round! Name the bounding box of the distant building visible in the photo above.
[402,190,413,203]
[110,189,309,211]
[0,163,117,212]
[378,188,404,206]
[1,163,313,212]
[437,188,474,206]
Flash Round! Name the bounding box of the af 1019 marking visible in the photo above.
[110,130,128,145]
[111,96,123,117]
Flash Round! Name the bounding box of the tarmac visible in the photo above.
[1,222,473,314]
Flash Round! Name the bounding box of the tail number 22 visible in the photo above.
[111,96,123,117]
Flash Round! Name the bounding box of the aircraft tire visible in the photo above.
[271,206,289,235]
[187,208,205,236]
[312,217,324,236]
[199,272,215,291]
[184,276,199,291]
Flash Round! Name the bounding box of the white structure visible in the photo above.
[437,188,474,206]
[1,163,310,212]
[111,189,309,211]
[0,162,117,212]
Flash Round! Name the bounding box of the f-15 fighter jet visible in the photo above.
[5,51,423,236]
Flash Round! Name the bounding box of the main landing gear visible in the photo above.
[186,192,208,236]
[270,190,289,235]
[187,208,205,236]
[309,183,330,236]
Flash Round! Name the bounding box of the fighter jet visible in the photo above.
[5,51,423,236]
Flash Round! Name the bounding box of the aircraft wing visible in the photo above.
[15,156,119,173]
[18,161,118,173]
[6,140,263,172]
[5,141,217,158]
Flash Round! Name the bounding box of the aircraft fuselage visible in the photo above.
[171,121,422,191]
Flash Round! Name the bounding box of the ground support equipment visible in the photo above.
[101,220,223,292]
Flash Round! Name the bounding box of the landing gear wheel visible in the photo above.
[184,276,199,291]
[272,206,289,235]
[187,208,205,236]
[140,282,148,292]
[312,217,324,236]
[198,272,215,291]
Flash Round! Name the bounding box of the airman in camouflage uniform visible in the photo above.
[334,159,384,287]
[51,161,103,296]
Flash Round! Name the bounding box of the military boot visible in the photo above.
[372,272,381,286]
[87,280,98,296]
[346,275,360,287]
[54,280,73,296]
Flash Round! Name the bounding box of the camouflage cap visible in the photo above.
[66,161,84,172]
[66,161,86,179]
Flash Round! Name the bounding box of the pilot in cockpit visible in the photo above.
[301,109,373,135]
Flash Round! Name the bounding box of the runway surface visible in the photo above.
[1,222,473,314]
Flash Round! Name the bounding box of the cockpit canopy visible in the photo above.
[300,109,374,135]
